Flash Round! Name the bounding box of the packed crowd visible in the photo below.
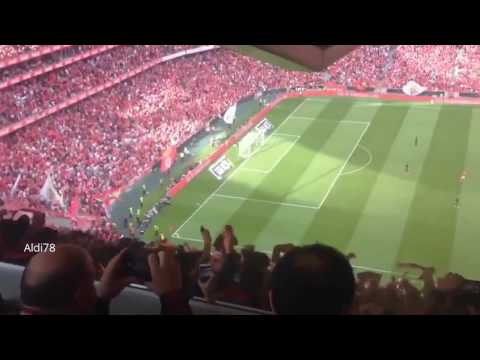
[0,46,93,84]
[8,45,480,222]
[0,45,42,62]
[3,45,480,314]
[327,45,393,88]
[1,209,479,315]
[0,46,323,219]
[0,45,183,125]
[327,45,480,93]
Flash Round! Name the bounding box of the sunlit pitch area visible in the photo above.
[140,96,480,281]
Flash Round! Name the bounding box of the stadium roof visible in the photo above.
[226,45,358,72]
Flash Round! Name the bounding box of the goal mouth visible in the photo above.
[238,129,265,159]
[238,118,273,159]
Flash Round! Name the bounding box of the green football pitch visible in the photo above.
[140,96,480,280]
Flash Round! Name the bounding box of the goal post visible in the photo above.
[238,129,265,159]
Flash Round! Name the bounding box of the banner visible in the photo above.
[160,146,177,173]
[402,81,427,96]
[209,156,234,180]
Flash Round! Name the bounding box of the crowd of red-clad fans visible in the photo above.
[328,45,480,93]
[0,45,323,219]
[0,46,42,61]
[1,209,479,315]
[2,45,480,314]
[3,45,480,223]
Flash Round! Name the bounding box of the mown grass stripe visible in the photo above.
[395,105,473,274]
[345,105,440,271]
[300,103,410,251]
[221,98,353,246]
[450,108,480,279]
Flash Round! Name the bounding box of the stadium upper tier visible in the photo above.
[1,45,480,218]
[328,45,480,92]
[0,45,43,62]
[0,45,323,217]
[2,45,480,315]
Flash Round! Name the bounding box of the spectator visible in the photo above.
[3,210,480,314]
[147,243,192,314]
[269,244,355,315]
[20,245,135,314]
[1,46,325,219]
[198,226,250,306]
[239,247,271,310]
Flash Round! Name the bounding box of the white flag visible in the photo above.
[10,174,21,197]
[39,172,65,209]
[402,81,427,96]
[223,104,237,125]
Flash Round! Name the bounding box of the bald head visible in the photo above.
[21,245,96,313]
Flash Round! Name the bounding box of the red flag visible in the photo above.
[69,194,80,217]
[160,147,177,173]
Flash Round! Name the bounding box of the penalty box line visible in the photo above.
[213,193,318,210]
[239,121,371,211]
[241,134,301,174]
[316,122,371,209]
[289,115,370,125]
[170,234,404,277]
[172,99,309,238]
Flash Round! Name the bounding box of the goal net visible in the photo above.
[238,129,265,159]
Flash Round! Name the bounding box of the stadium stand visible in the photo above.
[0,46,324,220]
[0,45,44,63]
[1,211,479,315]
[3,45,480,314]
[327,45,480,93]
[0,262,271,314]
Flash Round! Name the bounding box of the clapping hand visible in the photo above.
[200,225,212,252]
[223,225,235,254]
[147,247,182,296]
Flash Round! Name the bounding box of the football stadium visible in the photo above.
[1,45,480,315]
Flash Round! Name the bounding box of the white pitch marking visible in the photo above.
[168,236,409,278]
[240,168,269,174]
[352,265,404,277]
[273,132,301,138]
[240,134,300,174]
[213,193,318,210]
[349,102,384,107]
[171,234,204,243]
[172,99,308,237]
[290,116,370,125]
[261,136,300,173]
[315,122,371,209]
[341,145,373,176]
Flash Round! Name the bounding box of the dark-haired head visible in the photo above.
[269,244,355,315]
